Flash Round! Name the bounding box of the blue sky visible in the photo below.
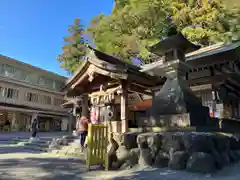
[0,0,114,77]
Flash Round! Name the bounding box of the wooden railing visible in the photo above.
[86,124,108,170]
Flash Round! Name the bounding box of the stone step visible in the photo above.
[51,146,85,157]
[30,139,50,144]
[39,137,55,141]
[24,142,49,148]
[22,145,48,152]
[0,140,14,145]
[12,138,29,144]
[21,135,78,152]
[0,138,13,141]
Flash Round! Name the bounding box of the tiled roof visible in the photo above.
[186,41,240,61]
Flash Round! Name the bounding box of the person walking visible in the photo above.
[76,116,89,152]
[31,118,39,139]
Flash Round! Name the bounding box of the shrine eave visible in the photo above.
[142,41,240,73]
[61,98,82,108]
[186,41,240,62]
[63,46,163,95]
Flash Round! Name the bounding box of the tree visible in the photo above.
[169,0,240,46]
[223,0,240,8]
[88,0,240,64]
[88,0,170,64]
[57,18,88,74]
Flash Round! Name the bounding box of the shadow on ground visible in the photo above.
[0,146,43,154]
[2,156,240,180]
[112,164,240,180]
[0,157,92,180]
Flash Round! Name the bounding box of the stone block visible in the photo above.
[168,151,189,170]
[116,146,130,167]
[138,148,154,167]
[162,132,185,153]
[182,132,215,153]
[150,113,191,127]
[154,151,169,168]
[187,152,216,173]
[122,133,138,150]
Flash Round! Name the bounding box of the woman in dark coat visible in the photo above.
[31,118,39,138]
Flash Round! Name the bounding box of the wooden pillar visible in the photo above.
[82,94,89,117]
[11,112,17,131]
[121,84,128,133]
[210,66,216,116]
[68,114,73,133]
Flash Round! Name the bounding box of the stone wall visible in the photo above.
[200,118,240,133]
[114,132,240,174]
[135,116,240,134]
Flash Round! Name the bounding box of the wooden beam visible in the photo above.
[188,50,236,68]
[209,66,215,76]
[215,65,240,88]
[187,75,226,86]
[121,82,129,133]
[81,94,88,117]
[71,70,89,89]
[129,73,161,87]
[128,84,152,96]
[225,81,240,95]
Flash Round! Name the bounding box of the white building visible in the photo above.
[0,55,69,132]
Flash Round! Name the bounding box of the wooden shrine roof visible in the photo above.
[186,41,240,61]
[61,97,82,108]
[141,41,240,72]
[64,46,163,96]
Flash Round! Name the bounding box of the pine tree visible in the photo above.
[57,18,88,74]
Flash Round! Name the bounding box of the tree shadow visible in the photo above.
[0,157,105,180]
[112,167,208,180]
[0,157,85,179]
[0,145,43,154]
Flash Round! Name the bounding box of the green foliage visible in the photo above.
[58,0,240,73]
[57,18,88,74]
[169,0,240,45]
[88,0,240,64]
[88,0,170,63]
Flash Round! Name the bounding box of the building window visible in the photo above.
[3,88,19,99]
[0,86,2,96]
[0,64,4,75]
[45,78,54,89]
[54,98,65,106]
[4,64,16,78]
[39,95,51,105]
[38,76,54,89]
[14,68,24,80]
[32,93,38,102]
[26,74,38,84]
[54,81,64,90]
[0,63,63,91]
[38,77,45,86]
[25,92,39,102]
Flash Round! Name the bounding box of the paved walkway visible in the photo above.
[0,132,104,180]
[0,132,68,140]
